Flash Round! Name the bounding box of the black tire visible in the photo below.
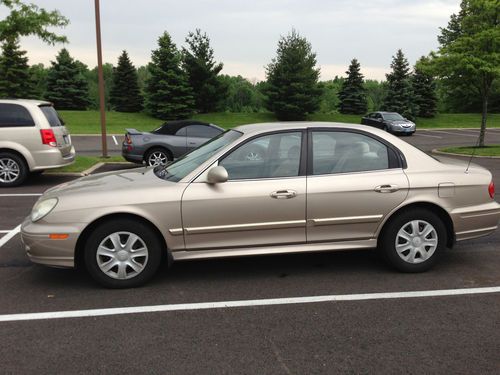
[84,218,164,288]
[378,208,447,273]
[382,125,389,132]
[0,152,29,187]
[145,147,172,167]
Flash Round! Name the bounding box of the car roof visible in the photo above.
[156,120,220,135]
[0,99,52,106]
[234,121,385,135]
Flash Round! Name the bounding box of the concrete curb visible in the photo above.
[45,161,135,177]
[432,149,500,159]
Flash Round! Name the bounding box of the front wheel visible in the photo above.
[84,219,163,288]
[379,209,447,272]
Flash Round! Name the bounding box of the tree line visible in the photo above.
[0,0,498,140]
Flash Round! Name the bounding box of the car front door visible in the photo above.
[306,130,409,242]
[181,131,306,250]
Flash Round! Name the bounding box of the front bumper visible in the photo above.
[390,126,415,135]
[20,217,84,268]
[450,201,500,241]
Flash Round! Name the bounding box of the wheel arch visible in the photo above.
[74,212,171,269]
[144,145,173,162]
[0,145,33,170]
[378,202,455,248]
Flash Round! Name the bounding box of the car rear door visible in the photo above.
[181,131,307,250]
[306,129,409,242]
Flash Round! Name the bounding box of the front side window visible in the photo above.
[0,104,35,127]
[311,131,389,175]
[186,125,221,138]
[220,132,302,180]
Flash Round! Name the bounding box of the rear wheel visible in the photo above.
[379,209,447,272]
[84,219,163,288]
[145,148,172,167]
[0,152,28,187]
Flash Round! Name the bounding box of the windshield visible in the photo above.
[154,130,242,182]
[383,113,405,121]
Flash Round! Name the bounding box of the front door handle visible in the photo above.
[270,190,297,199]
[374,184,399,193]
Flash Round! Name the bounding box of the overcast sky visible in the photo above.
[1,0,459,81]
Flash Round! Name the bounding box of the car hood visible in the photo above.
[43,167,169,198]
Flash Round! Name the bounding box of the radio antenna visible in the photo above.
[465,129,482,173]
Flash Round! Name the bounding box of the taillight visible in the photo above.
[488,181,495,199]
[40,129,57,147]
[125,134,132,144]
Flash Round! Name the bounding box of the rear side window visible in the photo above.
[186,125,222,138]
[40,105,64,127]
[0,103,35,127]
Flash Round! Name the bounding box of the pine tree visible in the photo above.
[182,29,227,113]
[338,59,367,114]
[265,29,322,121]
[110,51,143,112]
[45,49,90,110]
[0,38,33,98]
[382,49,416,119]
[412,57,437,118]
[145,32,194,120]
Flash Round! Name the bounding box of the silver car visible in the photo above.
[0,99,75,186]
[21,122,500,288]
[122,120,224,166]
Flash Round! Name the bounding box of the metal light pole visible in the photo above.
[94,0,108,157]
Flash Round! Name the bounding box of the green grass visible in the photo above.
[59,110,500,135]
[47,155,127,173]
[439,145,500,157]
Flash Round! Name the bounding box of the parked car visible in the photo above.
[361,111,416,135]
[122,120,224,166]
[0,99,75,187]
[22,122,499,288]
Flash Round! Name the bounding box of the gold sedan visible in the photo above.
[21,123,500,288]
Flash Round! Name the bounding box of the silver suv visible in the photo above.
[0,99,75,187]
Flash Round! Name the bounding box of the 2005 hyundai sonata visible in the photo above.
[21,122,500,288]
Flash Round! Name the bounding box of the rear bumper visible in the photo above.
[31,146,76,171]
[122,147,144,164]
[450,201,500,241]
[20,217,83,268]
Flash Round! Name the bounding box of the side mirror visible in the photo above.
[207,166,228,184]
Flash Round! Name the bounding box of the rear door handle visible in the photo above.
[374,184,399,193]
[270,190,297,199]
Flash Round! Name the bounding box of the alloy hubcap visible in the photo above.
[395,220,438,264]
[148,152,168,166]
[96,232,149,280]
[0,158,20,183]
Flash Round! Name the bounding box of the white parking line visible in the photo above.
[0,194,42,197]
[0,286,499,322]
[0,225,21,249]
[112,135,118,145]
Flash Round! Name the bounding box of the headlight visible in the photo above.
[31,198,58,222]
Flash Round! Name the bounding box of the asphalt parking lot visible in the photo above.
[1,129,500,374]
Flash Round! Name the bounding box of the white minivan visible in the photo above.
[0,99,75,187]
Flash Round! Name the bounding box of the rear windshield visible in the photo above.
[40,105,65,127]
